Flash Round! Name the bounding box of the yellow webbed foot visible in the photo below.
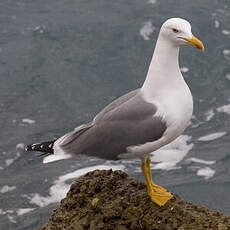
[151,183,167,192]
[147,188,173,206]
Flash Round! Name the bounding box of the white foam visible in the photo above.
[8,215,17,223]
[223,49,230,59]
[205,109,215,121]
[148,0,157,4]
[186,157,215,165]
[0,209,13,215]
[1,209,14,214]
[5,159,14,166]
[197,167,215,179]
[16,143,25,149]
[217,103,230,114]
[139,21,155,40]
[223,49,230,54]
[33,25,46,33]
[5,151,21,167]
[0,210,16,223]
[198,132,226,141]
[190,115,203,128]
[16,208,35,216]
[222,30,230,35]
[150,135,193,170]
[22,118,35,124]
[214,20,220,28]
[180,67,189,73]
[29,164,125,207]
[226,73,230,80]
[0,185,16,193]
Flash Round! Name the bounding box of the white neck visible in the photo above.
[142,33,182,94]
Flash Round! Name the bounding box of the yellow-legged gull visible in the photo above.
[26,18,204,206]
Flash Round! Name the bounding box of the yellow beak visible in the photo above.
[183,35,205,51]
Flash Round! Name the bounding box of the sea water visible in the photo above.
[0,0,230,229]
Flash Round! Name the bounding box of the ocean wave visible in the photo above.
[29,164,125,207]
[150,135,193,170]
[197,167,215,179]
[139,21,155,40]
[198,132,226,141]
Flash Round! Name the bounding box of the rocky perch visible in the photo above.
[39,170,230,230]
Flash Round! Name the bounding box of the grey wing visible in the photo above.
[94,89,140,123]
[56,89,139,147]
[55,123,93,147]
[60,92,167,160]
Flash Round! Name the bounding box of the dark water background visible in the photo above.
[0,0,230,229]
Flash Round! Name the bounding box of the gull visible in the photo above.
[26,18,204,206]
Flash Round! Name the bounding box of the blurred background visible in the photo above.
[0,0,230,229]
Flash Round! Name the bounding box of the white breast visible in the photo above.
[156,81,193,141]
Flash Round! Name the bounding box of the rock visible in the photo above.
[39,170,230,230]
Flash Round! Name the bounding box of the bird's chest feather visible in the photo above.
[155,84,193,138]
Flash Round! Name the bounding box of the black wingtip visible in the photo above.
[25,140,56,154]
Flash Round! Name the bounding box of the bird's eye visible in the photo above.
[172,28,179,33]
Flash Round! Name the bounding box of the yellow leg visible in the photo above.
[146,156,167,192]
[142,156,173,206]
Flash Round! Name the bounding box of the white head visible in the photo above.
[159,18,204,51]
